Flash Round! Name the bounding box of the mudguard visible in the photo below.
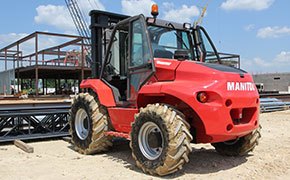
[80,79,116,107]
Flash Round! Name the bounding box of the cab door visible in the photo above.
[127,15,155,103]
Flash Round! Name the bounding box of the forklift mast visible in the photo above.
[89,10,129,78]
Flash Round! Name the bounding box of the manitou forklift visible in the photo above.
[70,5,261,176]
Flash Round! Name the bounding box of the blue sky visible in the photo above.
[0,0,289,73]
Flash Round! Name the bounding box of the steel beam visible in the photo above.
[0,102,70,142]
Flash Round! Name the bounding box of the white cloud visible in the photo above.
[162,2,174,11]
[274,51,290,64]
[121,0,156,16]
[0,33,28,48]
[241,57,275,73]
[163,4,200,23]
[35,5,75,32]
[244,24,255,31]
[257,26,290,38]
[34,0,105,32]
[221,0,274,11]
[75,0,105,22]
[241,51,290,73]
[121,1,199,23]
[80,0,105,12]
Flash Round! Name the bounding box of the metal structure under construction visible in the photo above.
[0,99,70,142]
[0,31,91,96]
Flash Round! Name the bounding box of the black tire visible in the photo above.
[212,125,262,156]
[69,93,112,154]
[130,104,192,176]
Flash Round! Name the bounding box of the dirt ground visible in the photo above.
[0,111,290,180]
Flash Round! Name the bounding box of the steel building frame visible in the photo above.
[0,31,91,97]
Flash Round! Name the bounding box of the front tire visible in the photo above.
[130,104,192,176]
[212,125,261,156]
[69,93,112,154]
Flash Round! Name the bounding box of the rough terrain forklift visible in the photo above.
[70,5,261,176]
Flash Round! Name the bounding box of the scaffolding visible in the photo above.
[0,31,92,97]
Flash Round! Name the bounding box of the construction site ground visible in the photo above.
[0,110,289,180]
[0,98,71,105]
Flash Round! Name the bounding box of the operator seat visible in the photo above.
[154,49,173,59]
[109,84,121,103]
[109,76,127,101]
[152,43,173,59]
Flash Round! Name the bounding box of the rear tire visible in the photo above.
[212,125,261,156]
[69,93,112,154]
[130,104,192,176]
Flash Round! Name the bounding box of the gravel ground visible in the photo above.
[0,110,289,180]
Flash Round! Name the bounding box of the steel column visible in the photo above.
[35,33,39,97]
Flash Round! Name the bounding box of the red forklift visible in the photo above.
[69,5,261,176]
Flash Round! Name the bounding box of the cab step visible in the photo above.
[105,131,130,140]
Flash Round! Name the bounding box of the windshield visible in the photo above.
[146,22,239,68]
[147,25,194,60]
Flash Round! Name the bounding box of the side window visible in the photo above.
[182,32,192,59]
[182,32,190,49]
[157,30,190,55]
[159,31,177,48]
[105,31,120,79]
[148,26,193,60]
[131,33,142,66]
[131,19,151,67]
[103,26,129,81]
[197,27,218,63]
[200,30,214,54]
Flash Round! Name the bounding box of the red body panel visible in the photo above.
[154,58,180,81]
[80,79,116,107]
[81,59,259,143]
[107,107,138,133]
[138,60,260,143]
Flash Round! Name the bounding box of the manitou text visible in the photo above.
[227,82,256,91]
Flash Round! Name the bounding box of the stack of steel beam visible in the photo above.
[0,101,71,142]
[260,98,290,113]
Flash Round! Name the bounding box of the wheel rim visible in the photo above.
[138,122,164,160]
[75,108,90,140]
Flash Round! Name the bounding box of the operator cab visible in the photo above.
[101,15,154,106]
[93,5,230,107]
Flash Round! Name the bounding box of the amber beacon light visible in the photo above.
[151,4,159,18]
